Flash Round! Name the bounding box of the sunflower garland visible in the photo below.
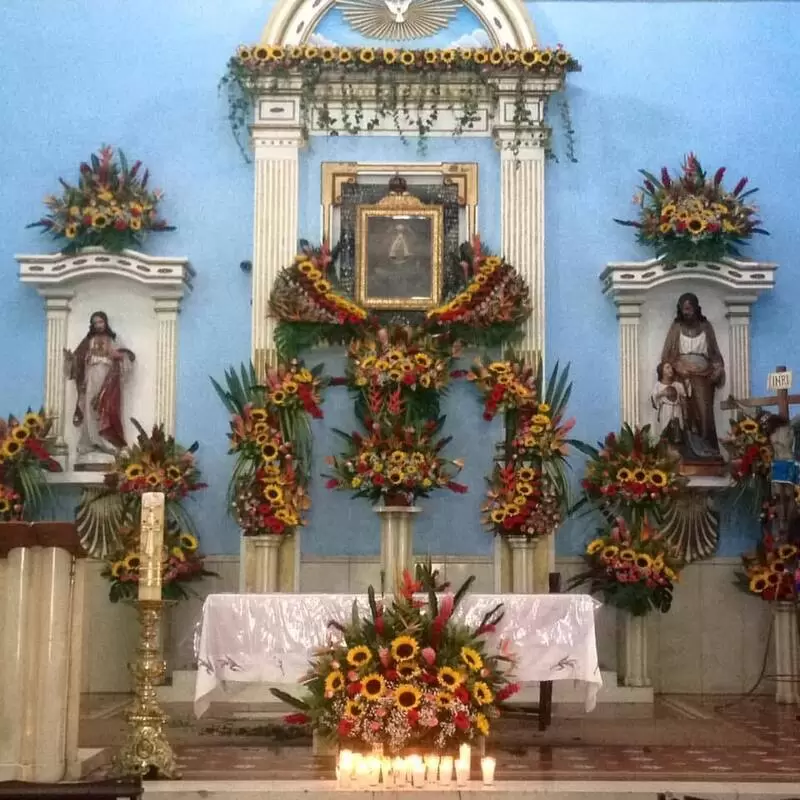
[272,571,519,753]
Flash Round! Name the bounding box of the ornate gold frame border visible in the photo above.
[356,194,443,311]
[321,161,478,244]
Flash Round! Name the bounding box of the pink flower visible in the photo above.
[421,647,436,666]
[348,670,358,682]
[370,721,382,732]
[379,647,391,667]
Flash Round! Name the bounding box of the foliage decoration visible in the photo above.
[568,517,682,616]
[75,421,206,560]
[274,571,519,752]
[721,413,772,511]
[0,409,60,520]
[467,357,536,422]
[325,416,466,507]
[27,146,174,254]
[221,45,580,161]
[615,153,767,263]
[738,531,799,603]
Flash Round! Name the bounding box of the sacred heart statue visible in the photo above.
[338,0,461,40]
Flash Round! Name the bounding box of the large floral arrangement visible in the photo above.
[425,240,531,347]
[275,571,519,752]
[270,243,370,359]
[102,518,215,603]
[738,532,799,603]
[27,146,174,254]
[615,154,767,263]
[222,46,579,161]
[722,415,771,483]
[467,357,536,421]
[569,518,681,616]
[581,425,685,529]
[325,418,466,506]
[0,409,60,520]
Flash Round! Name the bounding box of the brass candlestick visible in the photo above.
[111,599,180,779]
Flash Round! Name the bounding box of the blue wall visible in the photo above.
[1,2,798,557]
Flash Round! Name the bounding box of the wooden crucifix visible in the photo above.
[721,365,800,537]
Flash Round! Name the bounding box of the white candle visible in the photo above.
[481,756,496,785]
[368,756,381,786]
[424,754,440,783]
[138,492,165,601]
[392,757,405,786]
[338,750,353,787]
[456,759,470,786]
[380,757,392,785]
[412,765,426,787]
[459,743,472,767]
[439,755,454,784]
[355,758,370,788]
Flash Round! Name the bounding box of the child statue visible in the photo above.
[650,361,687,446]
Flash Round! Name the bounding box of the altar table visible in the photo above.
[194,593,602,717]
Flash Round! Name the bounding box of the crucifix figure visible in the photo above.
[721,365,800,539]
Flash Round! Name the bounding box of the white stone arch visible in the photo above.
[260,0,537,49]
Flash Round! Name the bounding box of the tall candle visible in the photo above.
[481,756,496,785]
[439,756,454,784]
[138,492,165,601]
[459,743,472,767]
[455,759,470,786]
[424,754,440,783]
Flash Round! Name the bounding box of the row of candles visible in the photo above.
[336,744,496,788]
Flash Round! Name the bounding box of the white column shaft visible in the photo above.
[41,293,73,447]
[618,612,651,688]
[377,507,419,593]
[617,303,642,426]
[773,602,800,705]
[250,536,282,593]
[507,536,534,594]
[725,302,752,399]
[154,296,181,434]
[252,146,300,368]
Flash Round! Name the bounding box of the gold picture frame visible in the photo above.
[356,193,443,311]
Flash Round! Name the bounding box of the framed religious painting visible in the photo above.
[355,193,443,311]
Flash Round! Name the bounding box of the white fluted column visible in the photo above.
[376,506,419,593]
[616,300,644,426]
[251,134,303,372]
[251,535,282,593]
[773,602,800,705]
[153,293,182,434]
[618,611,651,688]
[507,535,534,593]
[725,298,754,400]
[39,290,74,452]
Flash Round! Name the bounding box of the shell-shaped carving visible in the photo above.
[661,490,720,563]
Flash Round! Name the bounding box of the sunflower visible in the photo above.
[394,683,422,710]
[687,217,706,235]
[632,469,647,483]
[345,699,364,718]
[125,463,144,479]
[413,352,432,368]
[437,666,463,689]
[473,681,493,705]
[460,647,483,672]
[520,49,537,67]
[275,508,298,525]
[170,547,186,562]
[532,414,550,426]
[664,566,678,582]
[129,217,142,231]
[778,544,798,560]
[475,713,490,735]
[389,450,407,465]
[146,473,161,487]
[435,691,454,707]
[361,673,386,700]
[539,50,552,65]
[65,223,79,239]
[0,498,9,513]
[601,545,619,560]
[424,50,438,64]
[347,645,372,667]
[92,212,109,229]
[517,466,535,482]
[388,470,404,485]
[261,441,279,461]
[303,45,318,59]
[2,440,21,458]
[619,548,636,562]
[283,380,298,395]
[270,390,286,406]
[504,50,519,66]
[516,482,533,496]
[264,484,284,505]
[237,45,253,62]
[383,48,398,64]
[123,553,141,571]
[488,361,510,374]
[635,553,653,569]
[338,48,352,63]
[321,47,336,63]
[391,635,419,662]
[749,573,768,593]
[659,222,672,234]
[490,508,506,524]
[616,468,632,482]
[648,470,668,487]
[473,50,489,64]
[738,418,759,434]
[400,50,415,66]
[459,48,473,61]
[586,538,605,556]
[297,260,315,274]
[771,560,787,574]
[325,670,344,694]
[110,561,125,578]
[397,661,420,679]
[441,49,456,64]
[270,46,285,60]
[180,533,199,551]
[23,412,44,431]
[166,465,183,481]
[555,50,570,65]
[314,279,331,293]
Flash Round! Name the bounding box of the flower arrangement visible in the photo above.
[569,518,682,616]
[325,417,466,506]
[27,146,174,254]
[722,415,771,483]
[222,46,579,161]
[102,519,215,603]
[274,571,518,753]
[425,239,531,348]
[0,409,60,519]
[738,533,799,603]
[581,424,685,529]
[615,154,767,263]
[467,358,536,421]
[270,243,370,359]
[483,463,561,538]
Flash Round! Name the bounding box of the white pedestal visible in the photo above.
[375,506,419,593]
[773,602,800,705]
[507,535,536,594]
[244,535,283,593]
[0,534,86,781]
[617,611,651,688]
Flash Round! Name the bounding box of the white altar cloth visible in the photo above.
[194,593,601,717]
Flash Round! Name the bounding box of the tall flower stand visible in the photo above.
[773,601,800,704]
[507,535,536,593]
[0,523,86,781]
[617,611,651,688]
[376,504,419,592]
[241,534,283,593]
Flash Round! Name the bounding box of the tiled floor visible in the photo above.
[82,695,800,783]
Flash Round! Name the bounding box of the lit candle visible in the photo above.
[392,756,406,786]
[338,750,353,787]
[355,757,370,788]
[439,755,454,784]
[459,743,472,767]
[368,756,381,786]
[138,492,165,601]
[424,754,440,783]
[380,757,392,785]
[456,758,470,786]
[412,763,426,787]
[481,756,496,785]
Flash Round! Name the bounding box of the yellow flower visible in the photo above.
[437,667,463,689]
[388,470,404,485]
[383,48,398,65]
[517,482,533,496]
[269,45,285,60]
[619,548,636,562]
[555,50,570,65]
[517,466,535,482]
[586,538,604,555]
[325,670,344,694]
[460,647,483,672]
[441,49,456,64]
[130,217,142,231]
[459,48,473,61]
[394,683,422,710]
[489,48,504,65]
[400,51,415,66]
[296,368,314,383]
[472,681,493,705]
[389,450,407,465]
[283,380,298,395]
[520,49,537,67]
[314,279,331,293]
[391,635,419,661]
[616,468,633,482]
[261,441,279,461]
[648,470,668,487]
[475,713,490,735]
[739,418,759,434]
[297,260,315,274]
[490,508,506,524]
[264,484,284,505]
[436,691,454,707]
[539,50,552,65]
[171,547,186,562]
[321,48,336,63]
[145,473,161,487]
[749,573,768,593]
[424,50,438,64]
[397,661,420,679]
[338,48,353,63]
[361,672,386,699]
[347,645,372,667]
[414,352,432,368]
[504,50,519,66]
[484,256,502,268]
[661,203,676,217]
[275,508,298,525]
[351,477,362,489]
[687,217,706,234]
[123,553,141,571]
[2,439,22,458]
[345,699,364,718]
[65,224,79,239]
[10,426,29,443]
[270,390,286,406]
[634,553,653,569]
[601,545,619,560]
[110,561,125,578]
[488,361,510,374]
[778,544,798,560]
[633,468,647,483]
[532,414,550,425]
[179,533,198,551]
[92,212,109,229]
[659,222,671,234]
[304,46,319,60]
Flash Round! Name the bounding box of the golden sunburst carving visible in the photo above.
[337,0,461,41]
